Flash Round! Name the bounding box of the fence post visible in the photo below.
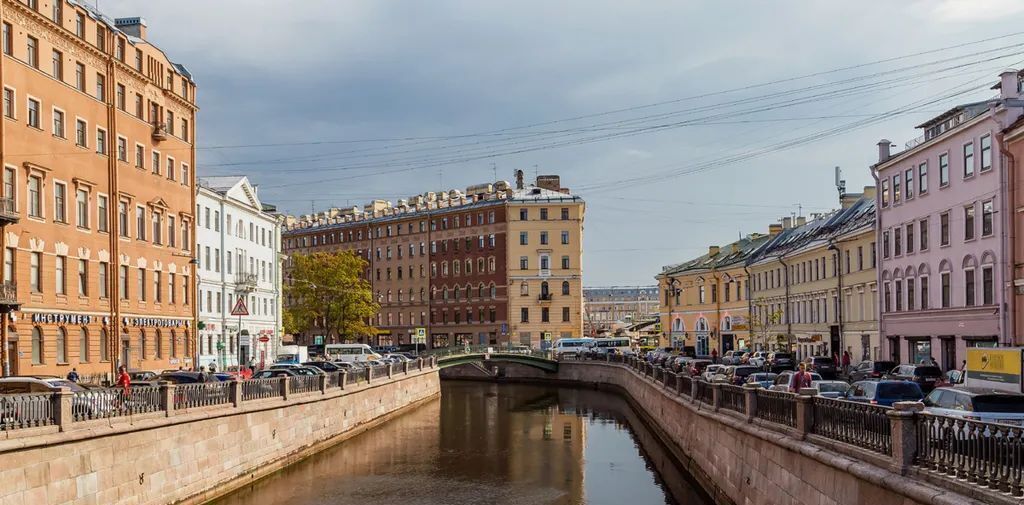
[690,378,699,404]
[280,377,290,401]
[795,390,815,438]
[229,380,243,407]
[161,382,176,417]
[888,401,922,475]
[404,361,410,374]
[53,387,74,431]
[743,384,759,422]
[711,383,722,412]
[340,371,348,390]
[418,357,423,370]
[387,363,393,379]
[675,373,685,395]
[319,373,329,394]
[662,368,671,388]
[367,366,373,384]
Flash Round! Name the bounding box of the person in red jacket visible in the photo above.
[790,363,813,393]
[115,366,131,392]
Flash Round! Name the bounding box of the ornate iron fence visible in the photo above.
[678,375,693,397]
[812,397,892,455]
[0,393,54,430]
[720,384,746,414]
[755,390,796,427]
[695,380,714,405]
[242,378,283,401]
[915,413,1024,496]
[72,386,162,421]
[328,371,345,388]
[290,375,320,394]
[174,382,231,410]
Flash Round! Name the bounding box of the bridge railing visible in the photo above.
[592,355,1024,500]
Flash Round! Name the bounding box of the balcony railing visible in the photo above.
[538,293,552,301]
[151,123,168,142]
[0,281,17,306]
[235,272,258,291]
[0,197,18,224]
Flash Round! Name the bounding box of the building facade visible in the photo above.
[1002,115,1024,346]
[582,286,659,336]
[282,174,584,350]
[657,235,766,356]
[196,177,282,371]
[0,2,197,379]
[873,70,1023,370]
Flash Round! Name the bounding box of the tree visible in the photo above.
[284,252,378,343]
[750,304,784,351]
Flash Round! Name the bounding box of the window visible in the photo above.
[167,216,175,247]
[137,269,146,302]
[79,329,88,363]
[561,256,570,269]
[56,328,66,364]
[118,265,128,300]
[521,307,529,323]
[154,272,162,303]
[3,167,14,205]
[965,269,975,307]
[27,175,42,218]
[100,329,108,362]
[26,36,38,68]
[919,162,928,194]
[894,228,901,256]
[152,212,162,245]
[907,278,915,311]
[99,262,108,299]
[520,256,528,270]
[134,93,142,117]
[53,182,66,223]
[135,144,144,168]
[1,23,10,56]
[906,223,914,254]
[963,142,975,178]
[980,134,992,172]
[31,327,42,364]
[75,189,87,228]
[981,200,994,237]
[27,98,39,128]
[135,205,145,240]
[134,49,142,71]
[882,230,890,259]
[541,307,550,323]
[168,273,176,304]
[182,119,189,142]
[920,276,929,310]
[540,208,548,220]
[940,212,950,246]
[561,231,569,244]
[964,205,975,241]
[118,201,128,237]
[76,13,86,37]
[52,109,64,138]
[939,153,949,187]
[540,232,548,245]
[96,128,106,155]
[115,37,125,62]
[116,136,126,161]
[51,49,62,80]
[30,252,40,292]
[3,87,12,118]
[75,119,86,146]
[152,151,160,174]
[895,280,902,311]
[115,84,125,111]
[562,307,570,322]
[519,232,528,245]
[982,266,994,305]
[893,173,901,203]
[166,158,174,180]
[95,73,105,101]
[77,259,87,296]
[919,218,928,251]
[95,25,105,52]
[941,271,951,308]
[55,255,65,295]
[561,208,569,220]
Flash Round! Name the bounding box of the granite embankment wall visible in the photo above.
[0,369,440,505]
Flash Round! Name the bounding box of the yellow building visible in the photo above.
[656,235,768,356]
[748,189,878,362]
[506,174,584,349]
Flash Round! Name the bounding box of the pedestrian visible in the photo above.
[929,356,940,369]
[66,367,80,383]
[960,359,967,372]
[841,351,851,377]
[790,363,813,393]
[115,366,131,393]
[249,357,257,372]
[208,362,217,373]
[711,348,718,364]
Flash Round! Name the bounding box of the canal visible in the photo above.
[210,382,712,505]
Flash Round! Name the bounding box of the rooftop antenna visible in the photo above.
[835,165,846,200]
[533,164,539,182]
[491,163,498,181]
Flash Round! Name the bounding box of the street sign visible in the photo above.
[230,297,249,316]
[416,327,426,338]
[314,335,324,345]
[500,323,508,335]
[258,336,270,343]
[543,332,552,342]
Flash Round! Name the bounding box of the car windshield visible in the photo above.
[812,358,832,365]
[774,354,791,360]
[873,361,896,371]
[971,395,1024,413]
[734,367,759,376]
[45,379,85,392]
[817,382,849,394]
[913,366,942,377]
[877,383,922,399]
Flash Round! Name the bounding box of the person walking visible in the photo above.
[66,368,80,383]
[841,351,851,378]
[711,348,719,364]
[249,357,257,372]
[790,363,813,393]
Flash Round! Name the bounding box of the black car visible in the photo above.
[848,360,897,382]
[885,364,943,393]
[156,372,215,384]
[805,356,838,379]
[303,361,343,373]
[253,369,297,379]
[728,365,762,386]
[766,353,795,373]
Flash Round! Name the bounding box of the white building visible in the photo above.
[196,176,283,370]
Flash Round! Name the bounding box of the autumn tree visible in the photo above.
[284,251,378,343]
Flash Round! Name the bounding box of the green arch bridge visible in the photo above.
[435,352,560,373]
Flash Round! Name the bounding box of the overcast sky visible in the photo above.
[102,0,1024,286]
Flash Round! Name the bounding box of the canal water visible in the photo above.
[209,382,712,505]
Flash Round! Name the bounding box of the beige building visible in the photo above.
[748,189,878,363]
[507,174,585,348]
[0,2,197,380]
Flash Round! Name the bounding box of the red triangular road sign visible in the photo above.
[230,297,249,316]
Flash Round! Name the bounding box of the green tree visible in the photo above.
[751,304,784,351]
[284,252,378,343]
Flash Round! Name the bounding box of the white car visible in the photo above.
[811,380,850,399]
[922,387,1024,426]
[701,365,726,382]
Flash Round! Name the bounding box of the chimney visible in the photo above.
[782,217,793,229]
[536,175,561,192]
[708,245,720,256]
[877,139,892,163]
[515,170,525,190]
[841,194,858,209]
[796,216,806,227]
[861,185,877,200]
[114,17,147,39]
[768,224,783,236]
[999,70,1020,100]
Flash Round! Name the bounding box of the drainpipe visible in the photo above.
[744,265,753,350]
[997,133,1015,346]
[828,242,845,358]
[870,165,883,360]
[714,269,722,355]
[779,254,791,353]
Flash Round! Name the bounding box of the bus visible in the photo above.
[325,343,382,363]
[586,337,631,356]
[553,338,594,359]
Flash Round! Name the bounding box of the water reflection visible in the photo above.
[209,382,711,505]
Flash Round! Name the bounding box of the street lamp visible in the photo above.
[828,242,845,366]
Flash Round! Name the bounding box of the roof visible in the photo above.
[745,196,875,266]
[914,99,994,129]
[659,233,772,278]
[198,176,247,195]
[509,185,584,203]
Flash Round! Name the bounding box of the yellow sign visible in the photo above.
[967,348,1022,388]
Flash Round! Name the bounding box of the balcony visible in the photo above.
[0,197,18,225]
[0,281,19,310]
[538,293,552,302]
[235,272,258,292]
[151,123,168,142]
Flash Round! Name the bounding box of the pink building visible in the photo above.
[873,70,1024,370]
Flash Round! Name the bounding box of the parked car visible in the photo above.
[745,373,777,389]
[507,345,532,355]
[922,387,1024,426]
[769,370,823,392]
[848,360,897,382]
[252,369,297,379]
[727,365,762,386]
[0,377,114,420]
[156,372,215,384]
[804,356,839,379]
[722,350,746,365]
[702,364,726,382]
[846,380,923,406]
[937,369,965,388]
[811,380,850,399]
[885,364,943,393]
[303,361,344,373]
[127,371,157,382]
[687,359,713,377]
[766,352,795,373]
[291,366,323,376]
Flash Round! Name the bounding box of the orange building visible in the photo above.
[0,1,197,381]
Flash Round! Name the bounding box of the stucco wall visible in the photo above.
[0,370,440,505]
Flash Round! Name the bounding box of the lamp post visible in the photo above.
[828,242,845,366]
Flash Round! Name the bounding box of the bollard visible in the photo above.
[404,361,410,374]
[711,383,723,412]
[53,387,74,431]
[690,378,699,404]
[743,383,759,422]
[675,373,685,396]
[319,373,329,394]
[280,377,289,401]
[888,401,923,475]
[160,382,176,417]
[340,370,348,390]
[367,365,373,384]
[387,363,393,379]
[229,380,243,407]
[795,389,816,438]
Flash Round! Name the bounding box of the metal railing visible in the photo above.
[755,390,796,427]
[0,196,18,221]
[174,382,231,410]
[0,393,53,430]
[328,371,345,388]
[695,380,714,405]
[678,374,693,398]
[242,378,283,401]
[72,386,162,421]
[812,396,892,455]
[348,367,368,384]
[0,281,16,305]
[720,384,746,414]
[915,413,1024,496]
[290,375,320,394]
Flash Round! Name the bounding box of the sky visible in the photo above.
[99,0,1024,286]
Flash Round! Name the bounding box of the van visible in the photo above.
[553,338,593,359]
[325,343,382,363]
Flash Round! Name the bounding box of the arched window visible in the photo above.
[184,331,191,357]
[170,330,177,358]
[387,289,392,303]
[140,329,148,360]
[541,281,549,296]
[100,329,109,362]
[520,282,529,296]
[696,317,709,332]
[454,286,460,299]
[722,317,732,332]
[561,281,570,295]
[31,327,43,364]
[56,327,67,363]
[672,318,683,332]
[79,328,89,363]
[490,283,496,299]
[478,283,485,298]
[155,330,163,359]
[443,287,449,300]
